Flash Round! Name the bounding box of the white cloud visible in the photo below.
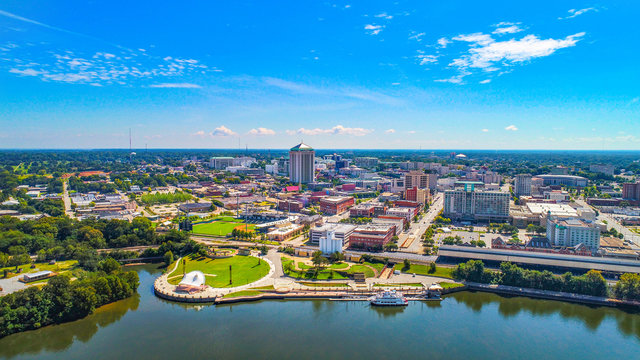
[2,45,214,86]
[480,79,491,84]
[374,12,393,20]
[559,8,598,20]
[149,83,202,88]
[416,54,438,66]
[437,37,451,48]
[248,127,276,136]
[192,130,206,137]
[481,128,489,132]
[290,125,373,136]
[505,125,518,131]
[211,126,237,137]
[493,25,523,35]
[445,31,585,81]
[385,129,396,133]
[409,31,426,42]
[364,24,384,35]
[408,130,416,134]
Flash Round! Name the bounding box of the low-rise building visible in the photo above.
[349,203,375,218]
[349,224,395,250]
[309,223,356,245]
[319,196,355,215]
[319,231,343,254]
[267,222,303,241]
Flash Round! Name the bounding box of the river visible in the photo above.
[1,264,639,359]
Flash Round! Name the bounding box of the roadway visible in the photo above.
[403,193,444,254]
[575,198,640,250]
[62,180,74,218]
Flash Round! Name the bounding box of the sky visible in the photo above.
[0,0,639,150]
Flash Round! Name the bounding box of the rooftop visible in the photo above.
[290,143,314,151]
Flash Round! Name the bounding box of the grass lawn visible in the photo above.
[250,285,275,290]
[299,282,350,287]
[223,290,262,298]
[192,217,255,236]
[395,263,453,279]
[374,283,423,287]
[168,255,270,288]
[439,282,464,289]
[347,265,375,278]
[282,257,349,280]
[1,260,78,279]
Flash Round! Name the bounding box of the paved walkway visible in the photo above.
[0,276,27,296]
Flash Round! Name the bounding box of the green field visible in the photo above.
[222,290,262,298]
[192,216,255,236]
[374,283,423,287]
[283,257,381,280]
[1,260,78,279]
[396,264,453,279]
[167,255,269,288]
[439,282,464,289]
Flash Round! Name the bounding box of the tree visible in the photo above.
[164,250,174,266]
[613,273,640,300]
[384,243,398,251]
[99,257,121,274]
[402,259,410,271]
[429,262,436,274]
[311,251,328,268]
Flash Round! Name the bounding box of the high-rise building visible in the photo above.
[404,171,437,190]
[589,164,615,176]
[546,217,600,252]
[623,181,640,201]
[514,174,532,197]
[443,182,510,222]
[289,142,315,184]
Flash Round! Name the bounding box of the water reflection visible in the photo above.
[370,305,406,317]
[451,291,640,339]
[0,294,140,359]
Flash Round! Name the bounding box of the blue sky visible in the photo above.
[0,0,638,149]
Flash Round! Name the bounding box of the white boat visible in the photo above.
[370,290,408,306]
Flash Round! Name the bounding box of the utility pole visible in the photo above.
[229,265,232,285]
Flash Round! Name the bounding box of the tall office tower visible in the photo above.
[514,174,532,197]
[289,142,315,184]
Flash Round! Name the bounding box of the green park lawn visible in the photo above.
[1,260,78,279]
[222,290,262,298]
[299,281,350,287]
[439,282,464,289]
[192,217,255,236]
[396,263,453,279]
[374,283,423,287]
[168,255,270,288]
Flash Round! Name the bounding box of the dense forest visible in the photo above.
[0,258,139,338]
[0,215,203,271]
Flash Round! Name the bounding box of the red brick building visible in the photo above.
[349,203,375,218]
[278,200,303,212]
[348,225,395,249]
[320,196,355,215]
[623,181,640,201]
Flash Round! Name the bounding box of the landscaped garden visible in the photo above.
[167,255,270,288]
[192,216,255,236]
[1,260,78,279]
[282,256,383,280]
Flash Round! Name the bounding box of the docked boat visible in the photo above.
[370,290,408,306]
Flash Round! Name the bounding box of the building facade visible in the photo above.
[443,185,510,222]
[289,143,315,184]
[514,174,532,197]
[404,171,437,190]
[546,217,601,252]
[348,224,395,249]
[309,224,356,245]
[319,196,355,215]
[319,231,343,254]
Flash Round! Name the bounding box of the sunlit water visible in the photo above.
[1,264,639,360]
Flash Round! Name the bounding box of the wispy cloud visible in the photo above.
[409,31,426,42]
[287,125,373,136]
[505,125,518,131]
[492,22,523,35]
[437,37,451,48]
[262,77,403,105]
[481,129,489,132]
[248,127,276,136]
[149,83,202,88]
[416,54,438,66]
[3,46,215,86]
[559,8,598,20]
[385,129,396,133]
[374,12,393,20]
[479,79,491,84]
[364,24,384,35]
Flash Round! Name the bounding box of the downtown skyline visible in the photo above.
[1,1,639,150]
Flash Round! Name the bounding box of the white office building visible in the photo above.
[546,217,601,252]
[289,143,315,184]
[320,231,343,254]
[514,174,532,197]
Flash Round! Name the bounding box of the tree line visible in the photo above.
[0,258,139,338]
[452,260,609,297]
